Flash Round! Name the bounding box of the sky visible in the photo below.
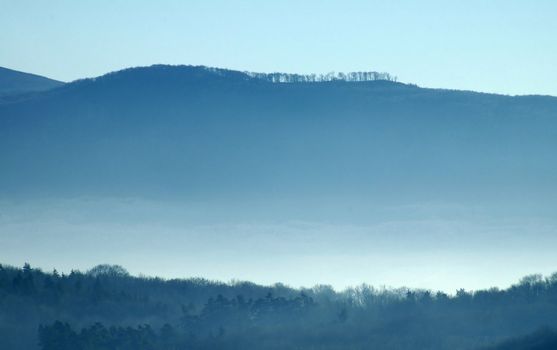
[1,0,556,96]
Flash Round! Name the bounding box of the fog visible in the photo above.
[2,196,555,293]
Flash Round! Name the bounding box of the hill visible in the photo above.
[0,66,64,97]
[1,263,557,350]
[1,64,556,203]
[485,328,557,350]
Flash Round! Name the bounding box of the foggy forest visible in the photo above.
[2,263,557,350]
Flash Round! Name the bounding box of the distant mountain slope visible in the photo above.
[0,64,556,201]
[0,66,64,96]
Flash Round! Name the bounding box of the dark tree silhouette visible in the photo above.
[1,263,557,350]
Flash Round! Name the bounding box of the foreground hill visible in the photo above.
[486,328,557,350]
[1,263,557,350]
[1,64,556,203]
[0,66,64,97]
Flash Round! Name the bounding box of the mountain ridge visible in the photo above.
[0,66,64,97]
[0,64,556,201]
[44,64,557,100]
[2,64,556,103]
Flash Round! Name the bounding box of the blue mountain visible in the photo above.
[0,65,555,204]
[0,66,64,97]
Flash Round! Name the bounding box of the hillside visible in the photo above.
[485,328,557,350]
[0,66,64,97]
[1,263,557,350]
[1,64,556,202]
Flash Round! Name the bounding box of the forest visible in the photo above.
[1,263,557,350]
[244,69,397,83]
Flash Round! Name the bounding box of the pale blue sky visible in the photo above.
[1,0,556,95]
